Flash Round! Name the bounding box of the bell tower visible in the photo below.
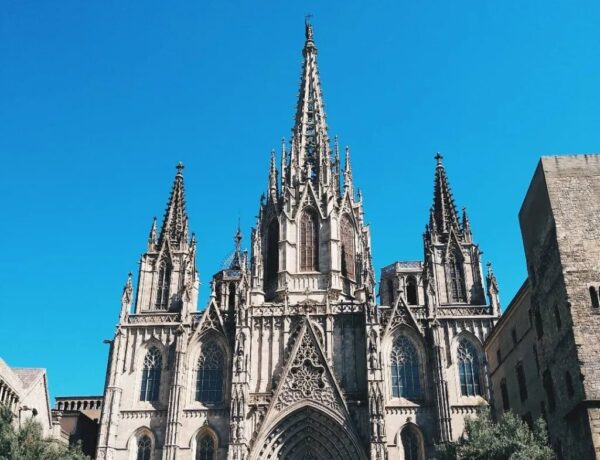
[133,162,199,316]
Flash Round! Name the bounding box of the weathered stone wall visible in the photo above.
[518,154,600,458]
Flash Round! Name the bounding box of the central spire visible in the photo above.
[288,18,331,188]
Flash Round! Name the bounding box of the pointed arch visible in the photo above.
[340,214,355,279]
[228,282,237,309]
[194,427,217,460]
[264,218,279,296]
[457,337,482,396]
[300,208,319,272]
[390,336,422,399]
[252,405,366,460]
[140,347,162,401]
[127,427,156,460]
[195,341,225,404]
[398,423,425,460]
[446,245,466,303]
[155,258,171,309]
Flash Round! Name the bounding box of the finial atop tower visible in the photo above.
[435,152,444,166]
[176,161,185,176]
[305,14,314,41]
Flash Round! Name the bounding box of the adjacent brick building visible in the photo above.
[485,154,600,459]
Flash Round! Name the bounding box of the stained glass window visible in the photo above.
[196,434,215,460]
[447,249,466,303]
[300,210,319,272]
[196,342,224,403]
[140,347,162,401]
[155,261,171,309]
[137,435,152,460]
[457,339,481,396]
[391,337,421,398]
[340,215,355,279]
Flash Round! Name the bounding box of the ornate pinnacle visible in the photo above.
[430,153,460,235]
[344,145,353,196]
[148,217,158,247]
[158,163,190,249]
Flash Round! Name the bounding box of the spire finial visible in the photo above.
[305,14,314,41]
[435,152,443,166]
[176,161,185,176]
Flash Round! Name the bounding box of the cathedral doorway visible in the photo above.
[254,406,366,460]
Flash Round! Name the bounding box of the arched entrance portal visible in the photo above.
[254,407,365,460]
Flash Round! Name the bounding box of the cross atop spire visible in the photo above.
[430,153,460,235]
[158,163,189,249]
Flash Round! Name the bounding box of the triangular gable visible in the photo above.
[384,294,422,336]
[294,180,323,219]
[194,299,227,338]
[339,188,357,217]
[265,318,349,419]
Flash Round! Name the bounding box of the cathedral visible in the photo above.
[96,22,500,460]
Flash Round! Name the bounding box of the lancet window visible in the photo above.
[300,209,319,272]
[195,433,215,460]
[340,215,355,279]
[155,259,171,309]
[406,276,418,305]
[195,342,224,404]
[446,248,466,303]
[136,435,152,460]
[264,219,279,295]
[140,347,162,401]
[457,339,481,396]
[390,336,421,399]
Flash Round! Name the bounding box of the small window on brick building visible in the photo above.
[533,345,540,374]
[590,286,600,309]
[554,304,562,330]
[565,371,574,398]
[500,378,510,412]
[496,349,502,366]
[516,362,528,402]
[511,328,518,345]
[534,309,544,339]
[522,412,533,428]
[543,370,556,413]
[540,401,547,422]
[528,309,533,328]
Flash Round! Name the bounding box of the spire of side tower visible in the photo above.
[158,162,190,249]
[430,153,460,235]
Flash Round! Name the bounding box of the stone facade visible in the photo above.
[96,22,501,460]
[486,154,600,459]
[0,357,56,438]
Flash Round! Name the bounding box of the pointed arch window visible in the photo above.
[196,342,224,404]
[140,347,162,401]
[406,276,418,305]
[264,219,279,295]
[196,433,215,460]
[228,282,236,309]
[155,260,171,309]
[447,248,466,303]
[457,339,481,396]
[300,209,319,272]
[136,435,152,460]
[391,337,421,399]
[340,214,355,279]
[401,426,422,460]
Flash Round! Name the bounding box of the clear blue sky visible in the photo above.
[1,1,599,400]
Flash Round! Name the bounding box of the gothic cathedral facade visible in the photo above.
[97,23,501,460]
